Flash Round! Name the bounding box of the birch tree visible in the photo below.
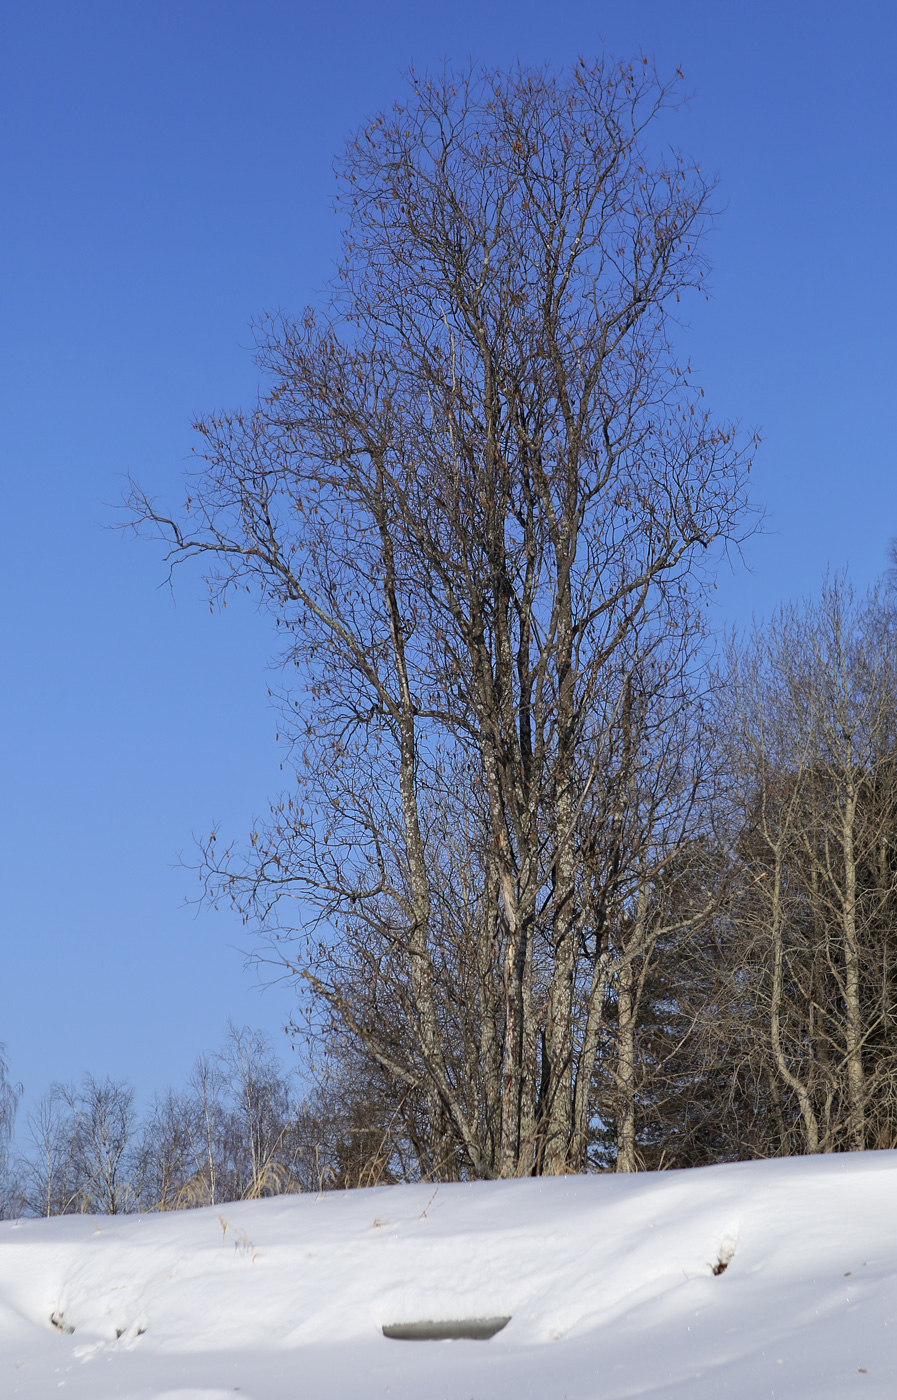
[20,1077,138,1215]
[721,579,897,1154]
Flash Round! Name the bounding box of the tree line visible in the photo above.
[100,56,897,1186]
[0,1024,410,1217]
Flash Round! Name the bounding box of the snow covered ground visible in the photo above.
[1,1151,895,1399]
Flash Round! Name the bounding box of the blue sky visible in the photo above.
[2,0,895,1119]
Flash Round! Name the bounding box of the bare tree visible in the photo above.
[315,1065,417,1190]
[73,1075,139,1214]
[215,1024,305,1199]
[128,58,755,1178]
[138,1064,220,1211]
[20,1076,138,1215]
[182,1052,226,1206]
[0,1045,22,1217]
[718,578,897,1155]
[139,1026,308,1207]
[20,1084,86,1216]
[557,637,721,1172]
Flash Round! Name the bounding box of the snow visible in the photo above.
[1,1151,895,1398]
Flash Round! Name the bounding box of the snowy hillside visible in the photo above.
[1,1152,895,1399]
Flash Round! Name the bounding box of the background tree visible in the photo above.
[295,1040,416,1189]
[604,844,767,1169]
[137,1083,205,1210]
[0,1045,22,1217]
[14,1029,311,1215]
[138,1025,308,1207]
[128,57,755,1179]
[557,633,721,1172]
[19,1076,138,1216]
[713,578,897,1155]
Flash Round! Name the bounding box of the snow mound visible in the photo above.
[1,1151,896,1398]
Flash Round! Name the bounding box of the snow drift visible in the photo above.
[1,1151,895,1398]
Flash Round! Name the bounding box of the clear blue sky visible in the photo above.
[2,0,895,1119]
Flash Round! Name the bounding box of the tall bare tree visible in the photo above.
[128,58,755,1178]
